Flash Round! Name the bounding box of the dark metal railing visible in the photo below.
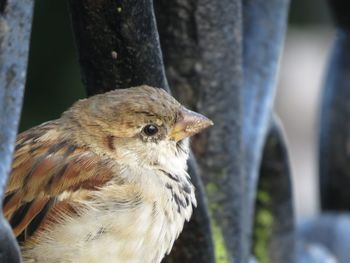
[319,0,350,211]
[1,0,349,262]
[0,0,34,262]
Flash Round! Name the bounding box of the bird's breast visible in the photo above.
[21,185,192,263]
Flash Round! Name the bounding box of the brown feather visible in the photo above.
[12,197,50,237]
[4,192,23,218]
[3,121,115,242]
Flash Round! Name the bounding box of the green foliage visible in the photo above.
[212,218,230,263]
[206,183,230,263]
[253,190,274,263]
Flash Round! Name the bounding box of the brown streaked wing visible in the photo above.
[3,121,115,242]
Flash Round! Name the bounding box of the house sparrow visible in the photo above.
[3,85,212,263]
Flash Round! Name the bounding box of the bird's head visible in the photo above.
[64,85,213,167]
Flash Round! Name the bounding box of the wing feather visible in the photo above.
[12,197,50,237]
[3,121,115,242]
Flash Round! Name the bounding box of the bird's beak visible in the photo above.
[170,108,213,142]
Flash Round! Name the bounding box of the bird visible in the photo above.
[3,85,213,263]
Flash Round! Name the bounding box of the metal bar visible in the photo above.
[68,0,169,95]
[319,0,350,210]
[155,0,245,261]
[242,0,290,261]
[153,1,218,262]
[0,0,34,262]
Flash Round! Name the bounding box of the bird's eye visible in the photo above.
[143,124,159,136]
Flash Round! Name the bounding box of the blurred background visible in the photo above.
[23,0,335,223]
[276,0,333,221]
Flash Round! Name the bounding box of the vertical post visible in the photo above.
[155,0,244,262]
[69,0,170,95]
[319,0,350,210]
[0,0,34,262]
[242,0,291,261]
